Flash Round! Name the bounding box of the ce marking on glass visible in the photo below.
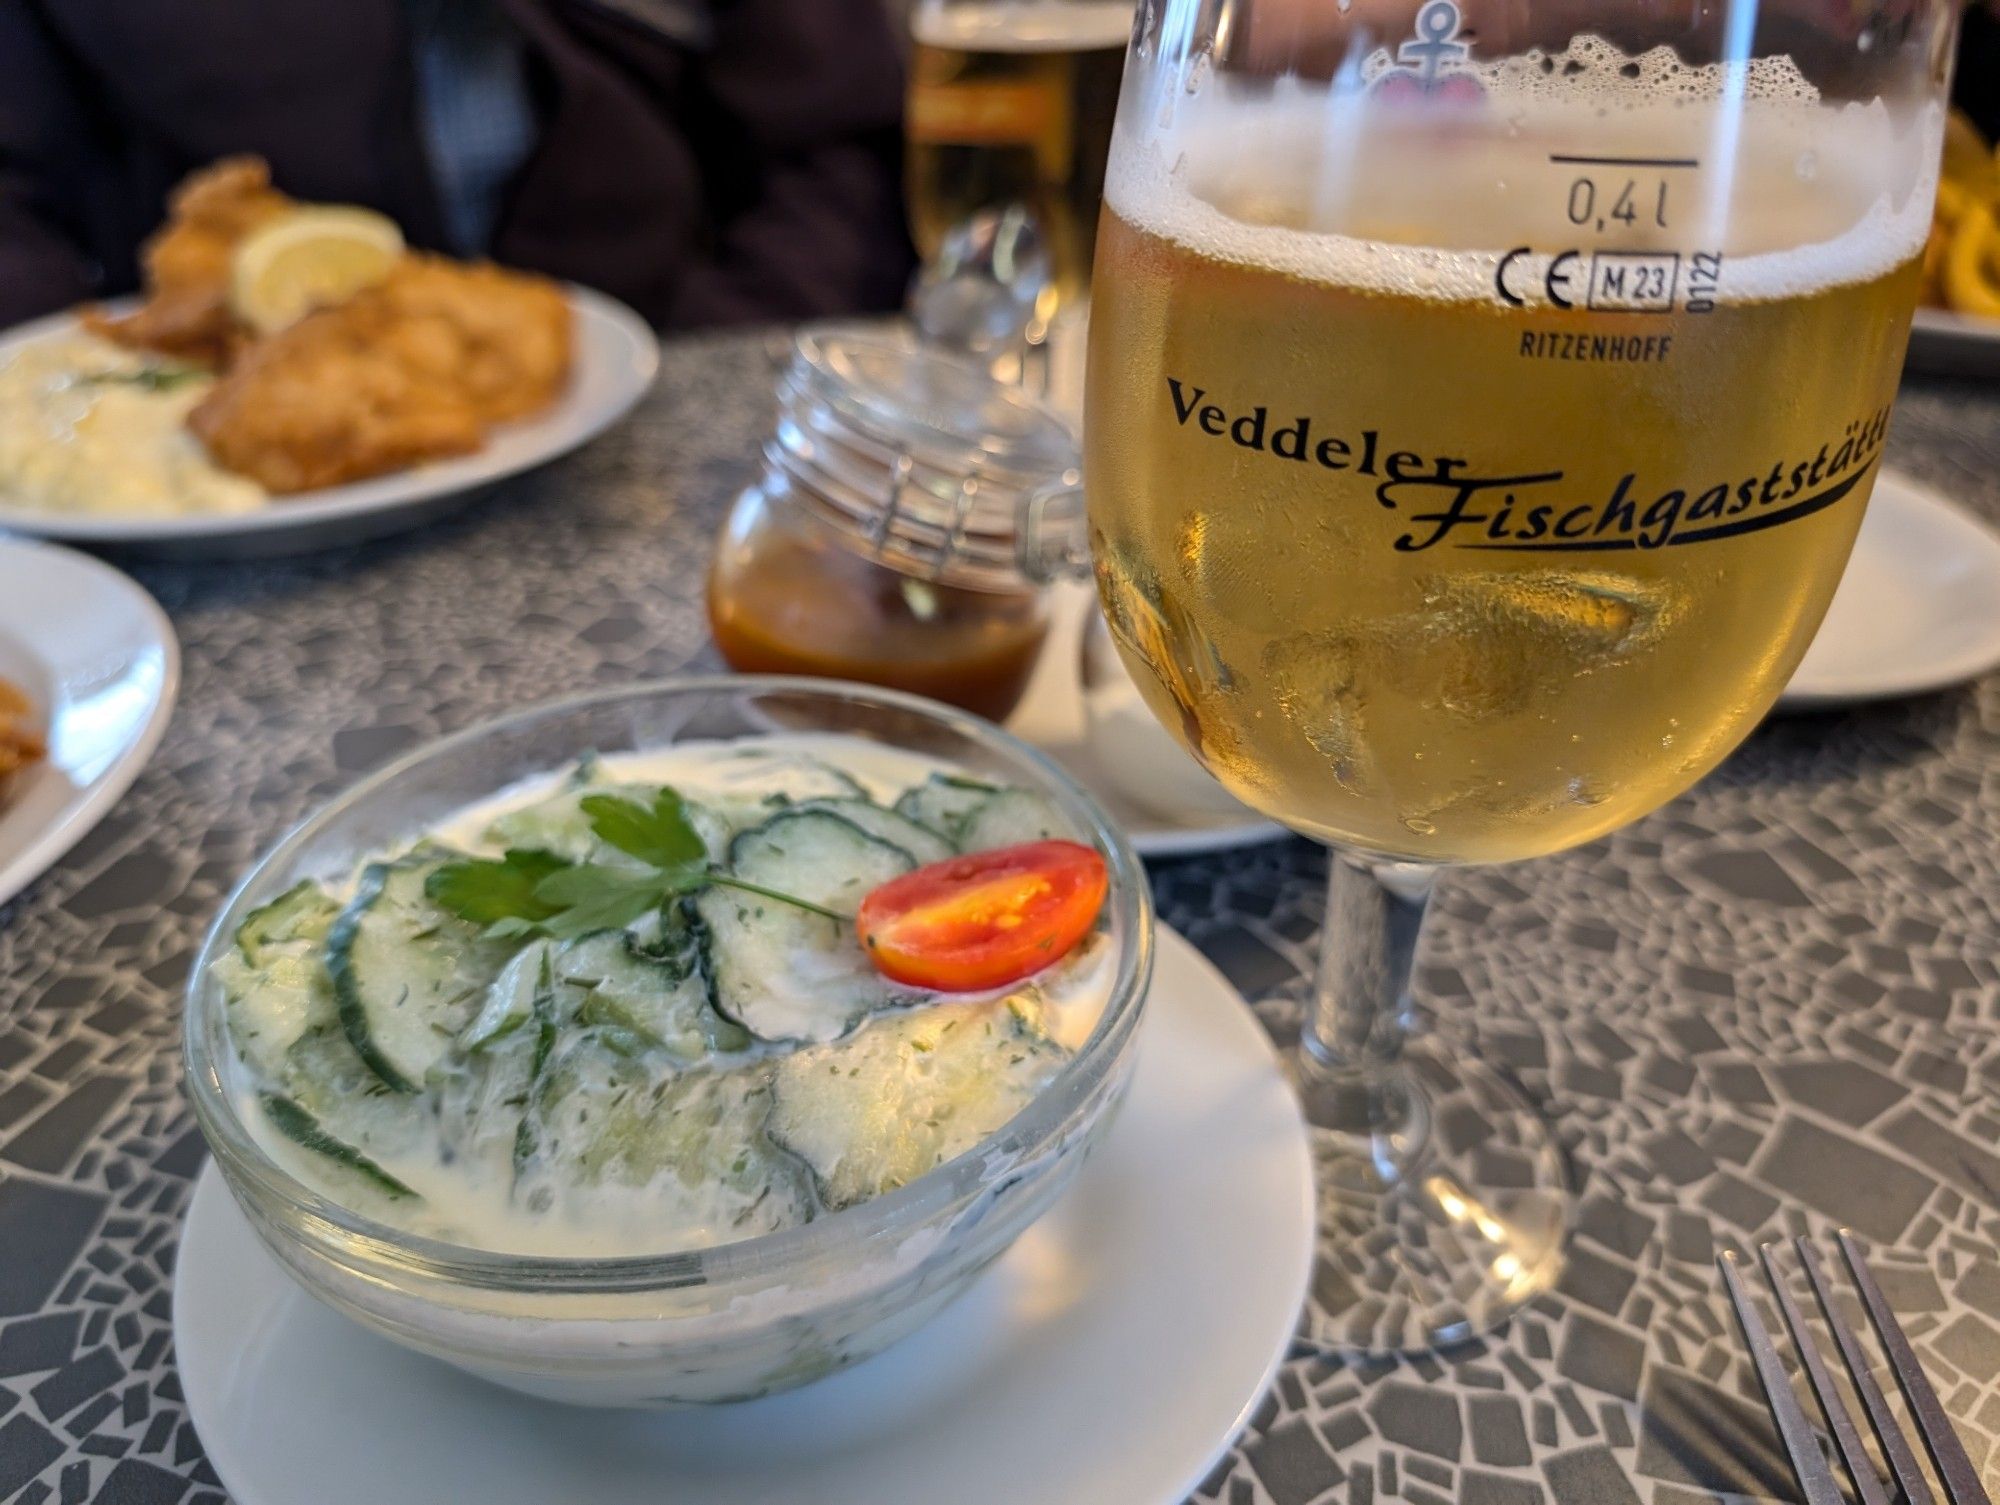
[1496,246,1575,308]
[1496,249,1685,311]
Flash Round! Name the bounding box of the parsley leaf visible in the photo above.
[581,790,707,872]
[80,364,205,392]
[425,787,848,940]
[425,849,570,929]
[532,863,672,940]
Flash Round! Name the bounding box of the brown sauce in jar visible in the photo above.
[708,515,1048,723]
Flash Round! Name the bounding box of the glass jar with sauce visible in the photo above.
[708,327,1084,723]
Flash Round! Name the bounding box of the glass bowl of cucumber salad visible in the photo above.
[183,677,1152,1407]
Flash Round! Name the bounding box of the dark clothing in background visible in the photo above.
[0,0,916,331]
[1957,4,2000,145]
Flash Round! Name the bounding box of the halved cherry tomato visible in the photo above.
[856,840,1109,993]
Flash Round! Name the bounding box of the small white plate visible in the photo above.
[0,287,659,557]
[0,538,177,907]
[175,926,1312,1505]
[1906,305,2000,380]
[1010,585,1288,859]
[1781,467,2000,706]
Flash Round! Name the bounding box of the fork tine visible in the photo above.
[1839,1231,1994,1505]
[1719,1250,1849,1505]
[1797,1236,1937,1505]
[1759,1243,1892,1505]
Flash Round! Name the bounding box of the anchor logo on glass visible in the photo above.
[1373,0,1483,103]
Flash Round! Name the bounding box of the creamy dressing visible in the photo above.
[436,737,957,847]
[0,334,266,516]
[227,735,1114,1258]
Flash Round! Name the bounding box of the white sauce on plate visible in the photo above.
[0,335,265,517]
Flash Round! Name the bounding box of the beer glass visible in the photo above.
[1083,0,1954,1351]
[906,0,1136,312]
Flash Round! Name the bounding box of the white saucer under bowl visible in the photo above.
[175,925,1313,1505]
[1780,467,2000,707]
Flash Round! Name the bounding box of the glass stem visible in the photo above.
[1297,852,1439,1160]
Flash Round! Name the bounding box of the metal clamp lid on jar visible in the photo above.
[769,324,1093,592]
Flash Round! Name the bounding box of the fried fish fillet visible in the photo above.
[188,256,574,493]
[88,157,292,367]
[0,679,46,799]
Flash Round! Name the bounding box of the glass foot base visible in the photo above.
[1292,1047,1572,1355]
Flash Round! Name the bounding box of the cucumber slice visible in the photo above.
[498,951,568,1179]
[215,939,337,1081]
[893,777,1070,853]
[460,939,555,1052]
[693,810,917,1043]
[768,998,1069,1210]
[235,880,339,967]
[726,808,917,910]
[956,788,1068,851]
[278,1025,429,1162]
[554,929,741,1061]
[892,774,998,844]
[697,750,868,805]
[431,1022,541,1174]
[218,880,344,1080]
[516,1037,813,1239]
[260,1092,418,1200]
[327,856,512,1092]
[487,781,731,865]
[795,798,954,865]
[623,904,686,963]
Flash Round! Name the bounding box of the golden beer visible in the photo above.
[907,1,1132,304]
[1087,85,1930,864]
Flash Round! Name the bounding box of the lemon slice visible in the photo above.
[229,207,405,334]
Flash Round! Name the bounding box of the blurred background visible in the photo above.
[0,0,1994,338]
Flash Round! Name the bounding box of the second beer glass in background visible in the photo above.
[906,0,1134,329]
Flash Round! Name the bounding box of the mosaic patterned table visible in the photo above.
[0,330,1996,1505]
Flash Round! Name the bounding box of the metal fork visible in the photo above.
[1719,1232,1992,1505]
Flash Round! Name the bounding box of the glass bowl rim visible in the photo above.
[182,674,1154,1294]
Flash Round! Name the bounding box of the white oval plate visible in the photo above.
[1906,305,2000,380]
[1781,467,2000,707]
[175,926,1312,1505]
[1009,585,1288,859]
[0,538,177,907]
[0,287,658,557]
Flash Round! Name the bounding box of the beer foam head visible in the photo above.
[1105,36,1939,304]
[1389,35,1819,108]
[912,0,1134,53]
